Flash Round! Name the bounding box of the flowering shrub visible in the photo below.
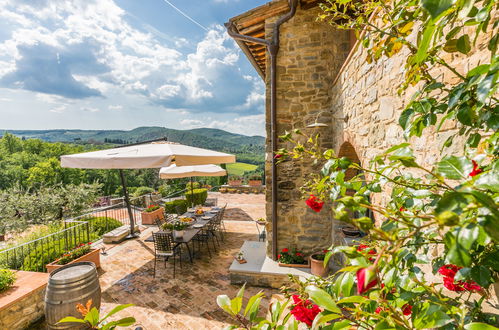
[305,195,324,213]
[218,0,499,329]
[55,243,92,265]
[144,204,160,213]
[289,295,321,327]
[278,248,307,265]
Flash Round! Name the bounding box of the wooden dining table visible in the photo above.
[144,208,221,261]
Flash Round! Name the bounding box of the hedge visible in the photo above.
[87,216,123,237]
[185,188,208,206]
[164,199,188,214]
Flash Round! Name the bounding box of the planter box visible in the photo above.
[46,249,100,273]
[229,180,242,186]
[248,180,262,187]
[278,260,310,268]
[141,207,165,225]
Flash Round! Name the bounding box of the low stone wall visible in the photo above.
[0,271,48,329]
[220,185,265,194]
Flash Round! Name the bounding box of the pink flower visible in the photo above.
[356,266,377,294]
[469,160,483,177]
[306,195,324,212]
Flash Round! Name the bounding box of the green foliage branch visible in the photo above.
[219,0,499,329]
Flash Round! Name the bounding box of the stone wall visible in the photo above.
[0,271,48,329]
[264,5,351,256]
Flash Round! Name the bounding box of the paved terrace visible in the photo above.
[89,193,271,329]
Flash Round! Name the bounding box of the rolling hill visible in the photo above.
[1,127,266,166]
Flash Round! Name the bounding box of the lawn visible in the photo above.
[226,162,258,176]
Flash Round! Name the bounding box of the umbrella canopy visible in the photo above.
[61,142,235,169]
[159,164,227,179]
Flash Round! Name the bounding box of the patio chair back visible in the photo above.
[153,232,174,254]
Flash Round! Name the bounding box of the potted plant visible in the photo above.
[162,221,190,239]
[46,243,100,273]
[310,250,329,277]
[248,175,262,187]
[277,248,309,268]
[228,175,242,186]
[141,204,165,225]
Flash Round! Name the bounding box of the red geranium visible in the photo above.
[438,264,483,292]
[282,248,289,253]
[469,160,483,177]
[402,304,412,316]
[290,295,321,327]
[305,194,324,212]
[438,264,460,277]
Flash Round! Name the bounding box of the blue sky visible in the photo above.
[0,0,269,136]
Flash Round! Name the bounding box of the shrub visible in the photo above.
[249,174,261,181]
[164,199,188,214]
[22,235,95,272]
[0,269,15,293]
[228,175,241,181]
[185,188,208,206]
[87,216,122,237]
[132,186,154,197]
[185,181,201,191]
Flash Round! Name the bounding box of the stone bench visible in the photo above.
[103,225,139,244]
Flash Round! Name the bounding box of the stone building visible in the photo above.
[226,0,493,258]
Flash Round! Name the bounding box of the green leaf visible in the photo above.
[477,73,496,103]
[421,0,456,19]
[465,323,499,330]
[57,317,88,325]
[467,64,490,77]
[456,104,473,125]
[413,22,436,64]
[331,319,352,330]
[216,295,234,316]
[436,156,472,179]
[475,171,499,192]
[470,266,492,287]
[399,108,414,129]
[311,312,341,330]
[458,224,479,250]
[443,39,458,52]
[100,304,134,323]
[102,317,136,329]
[305,285,341,313]
[336,296,367,304]
[244,291,264,317]
[446,244,472,267]
[483,215,499,242]
[466,133,481,147]
[457,34,471,54]
[84,307,100,327]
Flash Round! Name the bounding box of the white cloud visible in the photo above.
[81,107,99,112]
[49,105,66,113]
[180,119,203,127]
[108,105,122,111]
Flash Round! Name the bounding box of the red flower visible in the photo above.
[282,248,289,253]
[469,160,483,177]
[295,252,303,257]
[402,304,412,316]
[375,306,383,314]
[438,264,460,278]
[356,266,377,294]
[277,254,281,259]
[463,281,482,292]
[274,154,282,159]
[290,295,321,327]
[399,206,406,212]
[443,276,465,292]
[305,195,324,213]
[323,249,329,254]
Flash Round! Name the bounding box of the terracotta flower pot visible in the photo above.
[229,180,242,186]
[248,180,262,187]
[46,248,101,273]
[141,207,165,225]
[310,254,328,277]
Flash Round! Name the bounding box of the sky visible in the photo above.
[0,0,269,136]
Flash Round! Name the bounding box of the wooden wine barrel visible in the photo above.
[44,262,101,330]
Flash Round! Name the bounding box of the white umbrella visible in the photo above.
[159,164,227,179]
[60,140,235,238]
[61,142,235,169]
[160,164,227,207]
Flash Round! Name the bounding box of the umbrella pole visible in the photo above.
[190,177,194,207]
[119,169,137,238]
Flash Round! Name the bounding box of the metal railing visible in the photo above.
[0,220,90,272]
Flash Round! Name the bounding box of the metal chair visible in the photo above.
[152,232,182,278]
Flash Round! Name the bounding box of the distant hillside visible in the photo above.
[1,127,265,165]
